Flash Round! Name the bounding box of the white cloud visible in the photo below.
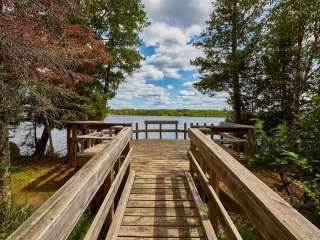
[183,81,197,87]
[110,0,229,109]
[142,0,211,28]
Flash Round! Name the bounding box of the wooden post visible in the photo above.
[105,168,115,229]
[67,125,72,160]
[135,123,139,140]
[184,123,187,140]
[145,123,148,139]
[175,122,178,139]
[159,123,162,139]
[246,129,255,157]
[70,126,78,168]
[208,168,219,232]
[210,124,214,140]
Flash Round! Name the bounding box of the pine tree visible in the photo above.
[258,0,320,126]
[192,0,266,123]
[85,0,149,111]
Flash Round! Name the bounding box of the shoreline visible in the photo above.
[109,109,231,118]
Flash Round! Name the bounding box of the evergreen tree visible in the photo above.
[253,0,320,126]
[192,0,266,123]
[85,0,149,113]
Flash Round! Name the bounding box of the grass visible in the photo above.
[0,156,82,238]
[67,210,94,240]
[0,202,34,239]
[109,108,231,117]
[10,156,75,207]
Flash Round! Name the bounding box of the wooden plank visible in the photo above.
[188,151,242,240]
[133,183,188,189]
[134,178,186,184]
[8,127,133,240]
[189,128,320,240]
[185,172,218,240]
[105,171,135,240]
[117,238,204,240]
[144,120,179,124]
[121,216,201,226]
[84,148,133,240]
[125,207,198,216]
[129,193,193,201]
[126,200,194,208]
[130,188,190,195]
[118,226,204,238]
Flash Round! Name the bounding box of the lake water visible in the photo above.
[10,115,225,155]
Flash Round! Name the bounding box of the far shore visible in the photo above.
[109,109,231,118]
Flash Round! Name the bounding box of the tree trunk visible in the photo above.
[0,113,10,205]
[35,126,49,156]
[292,6,305,127]
[103,63,112,95]
[292,41,303,126]
[44,116,54,156]
[231,1,242,124]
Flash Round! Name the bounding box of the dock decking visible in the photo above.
[114,140,210,239]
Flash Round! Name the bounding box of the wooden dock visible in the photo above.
[9,124,320,240]
[114,140,212,239]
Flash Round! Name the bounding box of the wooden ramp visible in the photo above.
[113,140,214,239]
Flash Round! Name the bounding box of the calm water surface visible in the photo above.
[10,115,225,155]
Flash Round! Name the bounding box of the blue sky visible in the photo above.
[109,0,229,110]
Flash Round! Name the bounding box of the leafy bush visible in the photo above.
[253,97,320,216]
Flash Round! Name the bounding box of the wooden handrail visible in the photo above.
[9,127,133,240]
[188,128,320,240]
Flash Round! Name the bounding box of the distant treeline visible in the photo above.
[109,109,231,117]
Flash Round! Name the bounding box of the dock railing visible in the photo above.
[67,121,132,167]
[188,127,320,240]
[191,123,255,158]
[9,127,134,240]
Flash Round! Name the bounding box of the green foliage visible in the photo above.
[109,109,231,117]
[253,119,290,167]
[85,0,149,104]
[0,203,33,239]
[253,97,320,216]
[192,0,266,122]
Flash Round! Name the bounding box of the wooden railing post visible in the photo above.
[184,123,187,139]
[135,123,139,140]
[175,122,178,139]
[208,168,219,232]
[70,126,78,167]
[145,123,148,139]
[159,123,162,139]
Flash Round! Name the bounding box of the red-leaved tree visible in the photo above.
[0,0,110,203]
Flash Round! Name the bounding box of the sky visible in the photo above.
[109,0,229,110]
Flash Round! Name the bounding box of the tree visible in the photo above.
[85,0,148,113]
[192,0,266,123]
[0,0,109,202]
[258,0,320,126]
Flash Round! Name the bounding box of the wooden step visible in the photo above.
[118,226,205,238]
[121,216,201,226]
[127,200,195,208]
[125,207,198,217]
